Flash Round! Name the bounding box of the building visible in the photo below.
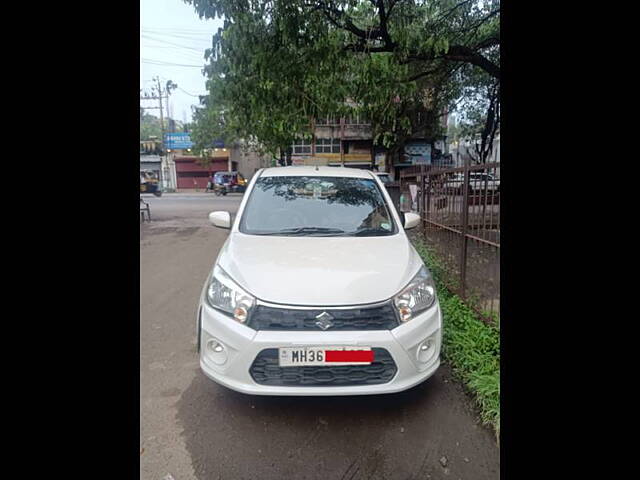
[140,154,162,180]
[449,132,500,168]
[173,149,231,190]
[289,114,374,169]
[228,140,274,181]
[287,112,448,181]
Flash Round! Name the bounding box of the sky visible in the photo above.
[140,0,223,124]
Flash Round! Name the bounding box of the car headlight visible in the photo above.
[393,265,436,323]
[206,265,255,324]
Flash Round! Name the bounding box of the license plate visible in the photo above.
[278,346,373,367]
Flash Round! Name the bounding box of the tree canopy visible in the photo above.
[140,113,163,141]
[140,113,188,141]
[185,0,500,156]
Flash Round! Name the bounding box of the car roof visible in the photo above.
[260,166,375,179]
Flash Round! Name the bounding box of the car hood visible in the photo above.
[216,232,424,306]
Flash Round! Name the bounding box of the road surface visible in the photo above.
[140,192,499,480]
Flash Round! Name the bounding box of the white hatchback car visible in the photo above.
[197,166,442,395]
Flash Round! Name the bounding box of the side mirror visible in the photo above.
[403,212,421,230]
[209,211,231,229]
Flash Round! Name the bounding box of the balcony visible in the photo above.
[291,153,372,166]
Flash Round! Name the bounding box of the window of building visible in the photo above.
[316,138,341,154]
[344,112,370,125]
[315,116,338,126]
[292,138,312,155]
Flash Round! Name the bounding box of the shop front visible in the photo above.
[174,156,234,190]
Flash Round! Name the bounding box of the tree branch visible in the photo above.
[445,45,500,78]
[474,35,500,50]
[317,1,370,39]
[386,0,399,20]
[376,0,395,48]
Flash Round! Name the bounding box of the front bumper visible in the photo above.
[198,301,441,396]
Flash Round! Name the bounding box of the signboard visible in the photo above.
[405,143,431,165]
[409,184,418,211]
[164,133,193,150]
[409,184,418,203]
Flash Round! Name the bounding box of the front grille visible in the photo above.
[249,348,397,386]
[247,303,399,331]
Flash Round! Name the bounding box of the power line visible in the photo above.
[141,34,207,52]
[142,29,212,41]
[142,58,204,67]
[141,26,214,34]
[177,86,205,97]
[142,47,206,63]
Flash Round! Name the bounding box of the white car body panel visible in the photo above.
[217,233,424,306]
[198,166,441,395]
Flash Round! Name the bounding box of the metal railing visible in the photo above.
[400,158,500,322]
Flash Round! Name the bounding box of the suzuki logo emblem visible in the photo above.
[315,312,334,330]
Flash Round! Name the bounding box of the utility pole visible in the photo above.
[141,78,179,190]
[340,116,345,167]
[154,77,166,153]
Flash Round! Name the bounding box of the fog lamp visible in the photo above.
[417,334,438,364]
[206,339,228,365]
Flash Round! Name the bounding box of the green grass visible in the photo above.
[413,238,500,441]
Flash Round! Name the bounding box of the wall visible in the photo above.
[314,124,372,141]
[230,143,272,180]
[174,156,229,190]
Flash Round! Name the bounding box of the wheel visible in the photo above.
[153,190,162,197]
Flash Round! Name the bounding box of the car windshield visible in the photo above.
[239,176,397,236]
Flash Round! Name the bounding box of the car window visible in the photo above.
[239,176,397,236]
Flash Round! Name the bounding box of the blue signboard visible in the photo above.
[164,133,193,149]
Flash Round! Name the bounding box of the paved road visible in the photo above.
[140,193,499,480]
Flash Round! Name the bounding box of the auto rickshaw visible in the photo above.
[211,171,246,196]
[140,170,162,197]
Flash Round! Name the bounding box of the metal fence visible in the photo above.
[399,159,500,322]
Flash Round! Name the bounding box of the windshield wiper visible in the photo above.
[347,227,393,237]
[253,227,348,236]
[276,227,347,236]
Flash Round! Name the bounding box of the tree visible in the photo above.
[140,113,185,141]
[455,62,499,164]
[185,0,499,156]
[140,113,162,141]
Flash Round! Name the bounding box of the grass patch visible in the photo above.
[413,238,500,440]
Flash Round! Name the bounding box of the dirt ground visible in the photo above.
[140,193,499,480]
